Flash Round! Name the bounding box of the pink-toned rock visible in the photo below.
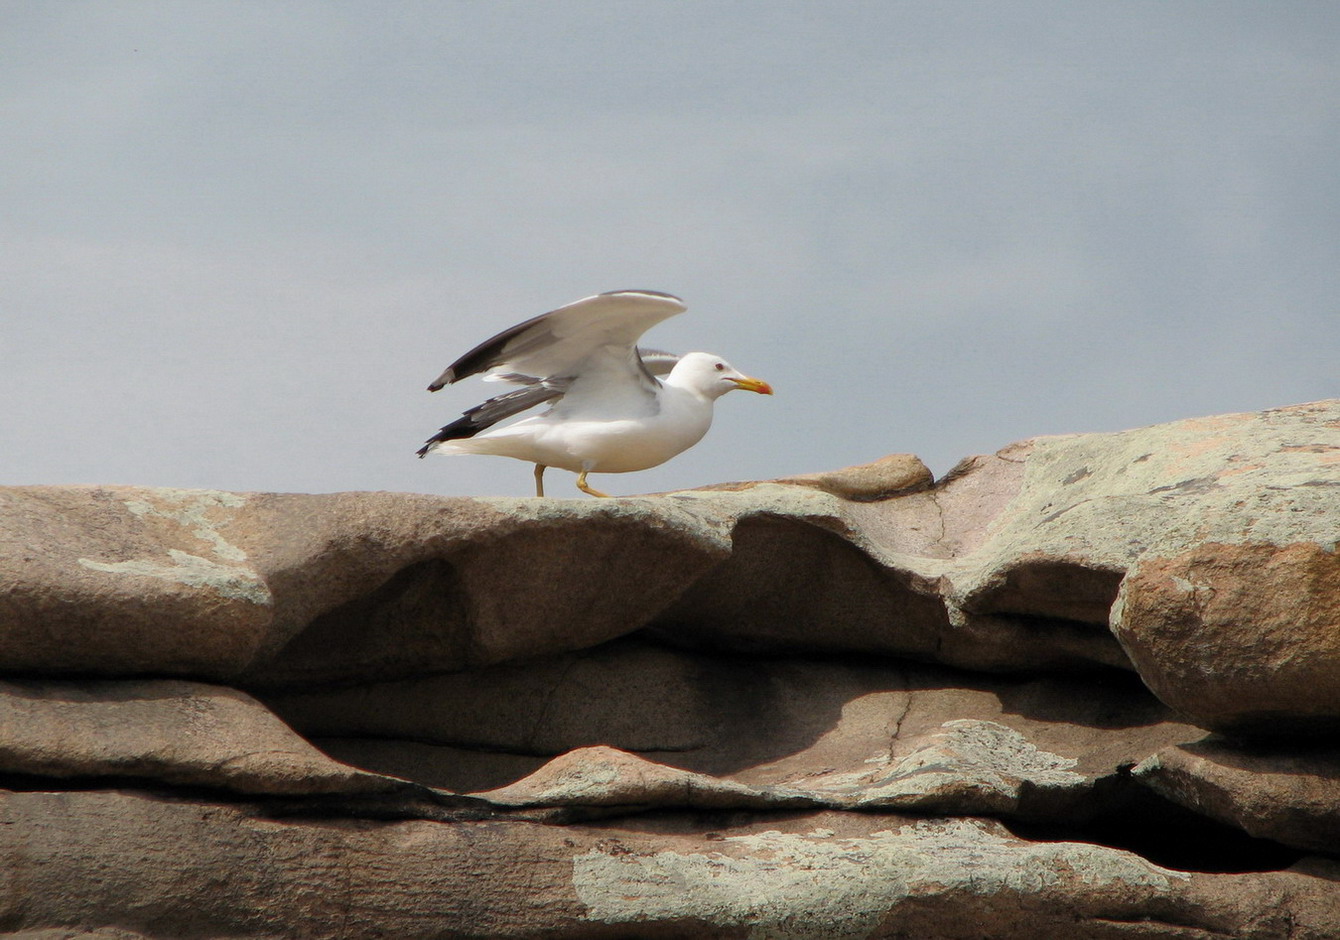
[0,486,730,683]
[940,401,1340,648]
[693,453,934,500]
[475,745,812,813]
[3,400,1340,939]
[0,678,406,796]
[1,790,1337,939]
[1114,541,1340,735]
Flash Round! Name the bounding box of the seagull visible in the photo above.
[417,290,773,497]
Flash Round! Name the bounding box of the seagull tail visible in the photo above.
[417,415,481,458]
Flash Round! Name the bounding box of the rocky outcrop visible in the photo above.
[0,399,1337,937]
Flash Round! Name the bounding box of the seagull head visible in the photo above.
[669,352,774,400]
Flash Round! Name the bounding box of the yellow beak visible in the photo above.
[731,376,774,395]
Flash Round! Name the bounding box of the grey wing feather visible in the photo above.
[638,349,680,376]
[416,381,570,457]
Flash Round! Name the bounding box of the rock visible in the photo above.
[3,931,152,939]
[0,487,731,684]
[264,639,722,755]
[572,815,1339,940]
[4,400,1340,937]
[4,401,1338,692]
[647,506,958,662]
[476,745,815,815]
[944,403,1340,614]
[1114,541,1340,735]
[1135,736,1340,854]
[940,401,1340,680]
[1,790,1337,939]
[650,439,1136,672]
[0,678,408,796]
[0,487,279,678]
[692,453,934,500]
[469,720,1115,822]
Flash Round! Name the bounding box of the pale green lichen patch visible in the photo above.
[994,409,1340,562]
[79,549,272,605]
[121,489,251,562]
[797,720,1085,812]
[77,490,270,604]
[857,719,1082,810]
[900,719,1083,785]
[573,818,1183,940]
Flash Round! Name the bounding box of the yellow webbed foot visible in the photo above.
[576,470,610,498]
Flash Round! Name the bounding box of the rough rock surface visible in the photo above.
[0,678,405,796]
[0,399,1338,937]
[691,452,934,500]
[4,790,1339,940]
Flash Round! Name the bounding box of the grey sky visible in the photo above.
[3,2,1337,497]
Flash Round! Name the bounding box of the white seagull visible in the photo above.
[417,290,773,497]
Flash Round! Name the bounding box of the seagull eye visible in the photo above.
[714,362,725,371]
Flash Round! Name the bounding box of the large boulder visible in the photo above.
[1114,541,1340,735]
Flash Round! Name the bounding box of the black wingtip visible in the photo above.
[416,415,482,459]
[427,367,455,392]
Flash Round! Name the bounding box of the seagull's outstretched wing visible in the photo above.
[417,291,685,457]
[426,290,687,390]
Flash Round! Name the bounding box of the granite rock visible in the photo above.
[2,400,1340,936]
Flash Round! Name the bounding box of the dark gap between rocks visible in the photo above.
[0,771,1305,875]
[968,562,1125,626]
[1003,788,1306,874]
[961,611,1135,672]
[0,774,491,822]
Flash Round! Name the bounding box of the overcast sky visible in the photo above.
[3,2,1337,498]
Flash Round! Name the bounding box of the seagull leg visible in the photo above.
[534,464,546,497]
[576,470,610,498]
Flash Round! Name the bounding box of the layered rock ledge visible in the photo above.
[1,399,1338,938]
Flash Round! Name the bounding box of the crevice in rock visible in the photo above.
[1085,915,1239,938]
[1003,786,1307,874]
[0,767,1304,876]
[523,653,585,756]
[646,514,951,660]
[965,561,1125,626]
[946,611,1134,673]
[0,774,491,822]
